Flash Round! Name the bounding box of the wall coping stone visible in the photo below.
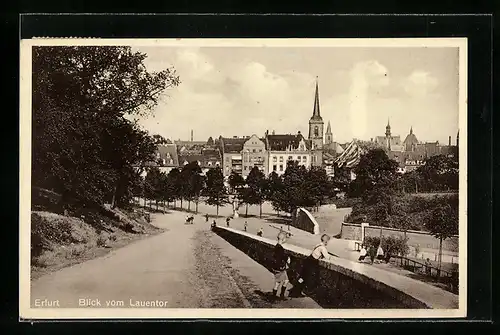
[217,226,458,309]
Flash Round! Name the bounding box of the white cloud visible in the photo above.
[133,47,457,145]
[404,70,439,97]
[348,60,390,139]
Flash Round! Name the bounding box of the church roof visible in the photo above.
[403,127,419,146]
[326,121,332,134]
[266,134,310,151]
[310,78,323,121]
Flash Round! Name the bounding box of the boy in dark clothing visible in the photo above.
[271,232,290,300]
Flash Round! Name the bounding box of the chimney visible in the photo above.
[448,136,451,146]
[191,130,193,142]
[371,138,373,142]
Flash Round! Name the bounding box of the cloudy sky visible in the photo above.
[132,46,459,145]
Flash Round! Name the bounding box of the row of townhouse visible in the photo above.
[152,131,319,179]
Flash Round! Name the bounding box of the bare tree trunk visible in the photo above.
[195,201,198,214]
[111,185,118,209]
[188,200,191,211]
[259,203,262,218]
[216,204,219,217]
[438,237,443,278]
[246,204,248,217]
[181,199,183,209]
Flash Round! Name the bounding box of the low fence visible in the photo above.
[213,226,458,309]
[291,208,320,235]
[341,222,459,253]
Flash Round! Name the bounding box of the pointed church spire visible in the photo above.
[326,120,332,134]
[410,126,413,135]
[311,76,322,120]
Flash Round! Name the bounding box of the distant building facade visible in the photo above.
[241,135,267,177]
[219,136,247,177]
[265,133,311,176]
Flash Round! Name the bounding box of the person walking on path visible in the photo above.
[270,232,291,301]
[205,214,209,222]
[244,221,248,232]
[226,217,230,227]
[291,234,331,297]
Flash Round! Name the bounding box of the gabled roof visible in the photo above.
[178,148,222,168]
[221,137,246,153]
[266,134,310,151]
[156,144,179,166]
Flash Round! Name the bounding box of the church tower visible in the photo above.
[308,77,324,150]
[325,121,333,145]
[385,119,392,151]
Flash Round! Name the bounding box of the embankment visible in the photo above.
[31,207,162,279]
[213,226,458,309]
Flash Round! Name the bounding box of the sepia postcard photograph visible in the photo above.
[19,38,467,319]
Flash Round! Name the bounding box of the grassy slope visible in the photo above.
[31,207,163,280]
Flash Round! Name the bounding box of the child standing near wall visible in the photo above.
[270,231,290,301]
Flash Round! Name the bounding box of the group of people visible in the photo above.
[269,232,332,301]
[185,215,195,224]
[358,244,385,264]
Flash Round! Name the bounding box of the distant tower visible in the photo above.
[325,121,333,145]
[456,130,459,146]
[385,119,392,151]
[308,77,324,150]
[191,129,193,142]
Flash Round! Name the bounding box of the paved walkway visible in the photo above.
[31,210,320,309]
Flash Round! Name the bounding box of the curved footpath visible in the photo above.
[29,210,320,310]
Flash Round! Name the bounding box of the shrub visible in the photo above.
[96,234,108,247]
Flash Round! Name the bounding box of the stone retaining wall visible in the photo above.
[291,208,320,235]
[213,226,457,309]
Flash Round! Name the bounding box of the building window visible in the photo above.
[273,165,277,171]
[273,156,277,163]
[288,156,293,161]
[279,164,283,171]
[312,156,316,163]
[279,157,283,162]
[252,149,256,153]
[303,156,307,161]
[314,126,319,137]
[244,166,247,170]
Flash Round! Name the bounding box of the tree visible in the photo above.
[228,171,245,194]
[32,46,180,209]
[281,161,310,214]
[244,167,267,217]
[265,172,284,215]
[144,167,167,210]
[351,149,399,200]
[306,166,332,211]
[424,202,459,274]
[180,162,203,212]
[205,167,228,217]
[332,163,351,194]
[165,168,181,208]
[417,155,459,192]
